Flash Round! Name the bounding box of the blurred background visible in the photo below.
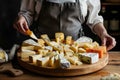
[0,0,120,51]
[0,0,21,49]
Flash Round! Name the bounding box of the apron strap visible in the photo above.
[76,0,84,37]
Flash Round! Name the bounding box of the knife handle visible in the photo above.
[7,68,23,76]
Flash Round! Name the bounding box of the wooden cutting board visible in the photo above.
[17,53,108,76]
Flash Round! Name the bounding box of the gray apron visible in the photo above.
[34,0,84,40]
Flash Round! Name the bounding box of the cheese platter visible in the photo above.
[17,32,109,76]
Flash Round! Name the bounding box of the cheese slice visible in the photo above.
[37,39,45,46]
[21,46,35,51]
[29,54,42,63]
[65,56,80,65]
[80,53,99,64]
[70,43,79,53]
[37,49,49,56]
[41,34,51,45]
[26,29,38,40]
[36,57,49,67]
[48,56,55,67]
[20,50,36,61]
[44,46,53,51]
[55,32,64,43]
[58,54,70,69]
[22,39,42,49]
[66,36,72,45]
[50,41,63,52]
[0,50,5,59]
[75,36,93,43]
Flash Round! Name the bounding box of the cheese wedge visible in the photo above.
[50,41,63,52]
[70,44,79,53]
[0,50,5,59]
[21,46,35,51]
[78,48,86,53]
[29,54,42,63]
[55,32,64,43]
[44,46,53,52]
[65,56,80,65]
[36,57,49,67]
[65,51,74,57]
[41,34,51,45]
[86,46,106,58]
[37,49,49,56]
[58,54,70,69]
[37,39,45,46]
[80,53,99,64]
[48,56,55,67]
[66,36,72,45]
[20,50,36,61]
[75,36,93,43]
[26,29,38,40]
[22,39,42,48]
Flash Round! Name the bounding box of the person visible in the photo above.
[13,0,116,50]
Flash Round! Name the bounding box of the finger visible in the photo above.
[16,22,27,35]
[23,21,29,31]
[101,37,106,46]
[106,38,116,51]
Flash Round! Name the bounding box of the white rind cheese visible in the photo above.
[80,53,99,64]
[58,54,70,69]
[36,57,49,67]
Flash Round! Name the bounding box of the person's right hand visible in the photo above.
[13,15,29,35]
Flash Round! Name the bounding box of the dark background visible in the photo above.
[0,0,21,49]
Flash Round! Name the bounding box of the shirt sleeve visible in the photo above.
[18,0,36,26]
[86,0,104,31]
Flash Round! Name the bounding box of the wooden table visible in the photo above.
[0,51,120,80]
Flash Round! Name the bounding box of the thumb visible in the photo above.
[23,21,29,31]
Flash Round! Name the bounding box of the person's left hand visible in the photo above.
[100,33,116,51]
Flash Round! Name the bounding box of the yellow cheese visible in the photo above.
[65,56,80,65]
[50,41,63,52]
[29,54,42,63]
[26,29,38,40]
[55,32,64,43]
[44,46,53,52]
[37,39,45,46]
[0,50,5,59]
[41,34,51,45]
[36,57,49,67]
[70,44,79,53]
[48,56,55,67]
[78,48,86,53]
[37,49,49,56]
[65,51,74,57]
[66,36,72,45]
[20,50,36,61]
[21,46,35,51]
[22,39,42,49]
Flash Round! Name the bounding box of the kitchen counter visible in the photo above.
[0,51,120,80]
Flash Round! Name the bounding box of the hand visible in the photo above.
[13,15,29,35]
[100,33,116,51]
